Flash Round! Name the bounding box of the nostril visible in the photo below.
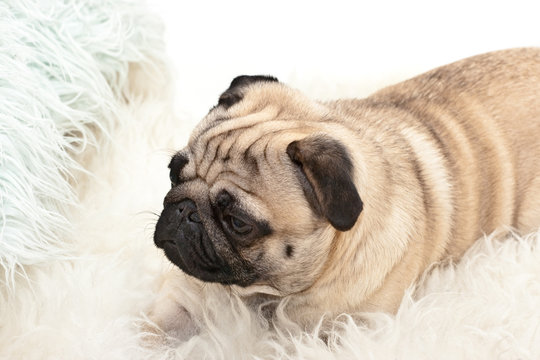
[189,212,201,223]
[177,199,196,213]
[174,199,201,223]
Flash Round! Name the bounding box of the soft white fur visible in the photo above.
[0,0,165,284]
[1,3,540,359]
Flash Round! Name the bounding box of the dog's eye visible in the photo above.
[228,216,252,235]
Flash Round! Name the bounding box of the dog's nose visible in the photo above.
[175,199,202,224]
[155,198,203,249]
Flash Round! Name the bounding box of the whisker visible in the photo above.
[136,210,161,218]
[143,221,158,236]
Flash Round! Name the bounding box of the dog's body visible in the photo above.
[152,48,540,329]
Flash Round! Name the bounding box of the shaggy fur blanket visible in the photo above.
[1,1,539,359]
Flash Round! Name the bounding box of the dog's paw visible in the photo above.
[139,304,199,348]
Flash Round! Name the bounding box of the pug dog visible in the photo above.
[152,48,540,329]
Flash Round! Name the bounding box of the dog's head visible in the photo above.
[154,76,363,295]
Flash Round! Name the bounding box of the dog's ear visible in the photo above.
[287,134,363,231]
[168,152,189,187]
[218,75,278,109]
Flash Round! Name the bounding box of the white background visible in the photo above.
[149,0,540,122]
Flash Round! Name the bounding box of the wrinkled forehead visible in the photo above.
[181,112,308,185]
[175,137,279,196]
[167,158,272,222]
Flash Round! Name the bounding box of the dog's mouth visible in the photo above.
[156,234,229,281]
[154,203,258,287]
[162,238,258,286]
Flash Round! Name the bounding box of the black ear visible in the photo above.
[218,75,278,109]
[168,152,189,187]
[286,134,363,231]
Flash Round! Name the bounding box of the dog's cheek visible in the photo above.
[238,242,280,278]
[261,241,299,274]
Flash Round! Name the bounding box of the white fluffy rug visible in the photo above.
[1,2,540,360]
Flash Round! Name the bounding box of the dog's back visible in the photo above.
[377,48,540,241]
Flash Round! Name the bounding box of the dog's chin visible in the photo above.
[161,241,258,287]
[231,283,284,297]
